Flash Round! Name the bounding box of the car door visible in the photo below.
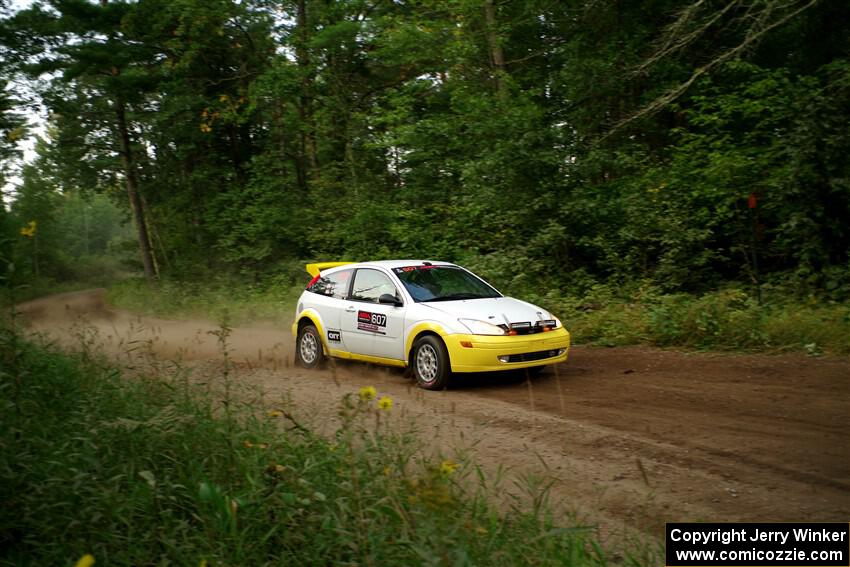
[340,268,405,360]
[307,268,353,352]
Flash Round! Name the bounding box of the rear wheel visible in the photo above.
[412,335,450,390]
[296,324,324,369]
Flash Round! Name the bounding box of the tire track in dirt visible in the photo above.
[15,289,850,551]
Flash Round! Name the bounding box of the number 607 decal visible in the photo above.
[357,310,387,334]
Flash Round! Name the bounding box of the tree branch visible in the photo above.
[599,0,820,142]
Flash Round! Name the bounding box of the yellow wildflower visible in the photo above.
[440,460,459,475]
[382,466,392,476]
[74,555,95,567]
[377,396,393,411]
[20,220,37,238]
[358,385,377,401]
[200,123,212,133]
[267,410,282,418]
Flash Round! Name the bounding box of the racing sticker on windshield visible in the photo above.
[357,310,387,335]
[327,330,341,342]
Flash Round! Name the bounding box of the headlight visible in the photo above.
[458,318,506,335]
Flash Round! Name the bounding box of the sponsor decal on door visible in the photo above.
[357,310,387,335]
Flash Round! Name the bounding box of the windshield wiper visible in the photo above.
[424,292,489,302]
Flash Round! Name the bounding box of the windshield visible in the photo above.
[392,265,501,302]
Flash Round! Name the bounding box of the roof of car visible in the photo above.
[324,260,456,273]
[362,259,455,268]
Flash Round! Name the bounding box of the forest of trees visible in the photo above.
[1,0,848,300]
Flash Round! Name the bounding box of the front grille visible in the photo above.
[503,349,562,363]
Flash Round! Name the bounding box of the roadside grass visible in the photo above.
[545,286,850,355]
[2,276,95,305]
[107,276,303,325]
[1,254,132,307]
[108,276,850,356]
[0,324,632,566]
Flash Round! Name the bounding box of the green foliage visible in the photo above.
[0,330,613,566]
[2,151,134,292]
[556,283,850,355]
[632,60,850,288]
[0,81,25,181]
[2,0,849,305]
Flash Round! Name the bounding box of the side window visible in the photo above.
[310,269,352,299]
[350,269,399,303]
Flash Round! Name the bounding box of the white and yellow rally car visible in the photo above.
[291,260,570,390]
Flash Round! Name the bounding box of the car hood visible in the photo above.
[422,297,553,326]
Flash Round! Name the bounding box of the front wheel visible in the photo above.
[296,324,324,369]
[411,335,450,390]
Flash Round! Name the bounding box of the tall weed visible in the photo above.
[0,328,617,566]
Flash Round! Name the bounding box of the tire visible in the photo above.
[411,335,450,390]
[296,324,324,369]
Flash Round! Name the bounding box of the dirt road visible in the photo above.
[15,289,850,547]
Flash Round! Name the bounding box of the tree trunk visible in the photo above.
[115,97,156,281]
[483,0,507,100]
[296,0,319,182]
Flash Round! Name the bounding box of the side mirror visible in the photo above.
[378,293,403,307]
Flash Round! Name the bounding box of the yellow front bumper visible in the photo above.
[444,327,570,373]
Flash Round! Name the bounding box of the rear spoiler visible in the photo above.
[305,262,354,278]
